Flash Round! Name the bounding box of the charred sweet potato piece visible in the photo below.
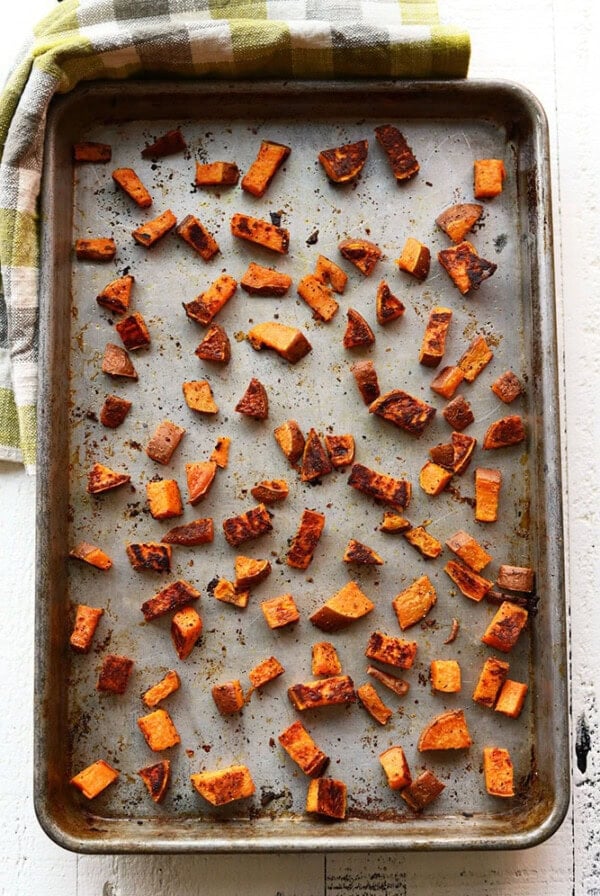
[343,539,383,566]
[339,238,382,276]
[261,593,300,629]
[400,770,445,811]
[315,255,348,293]
[430,659,461,693]
[286,508,326,570]
[75,238,116,261]
[438,240,497,294]
[491,369,523,403]
[223,503,273,547]
[69,542,112,571]
[161,517,214,546]
[132,209,177,248]
[274,420,305,466]
[419,461,453,496]
[436,203,483,242]
[392,575,437,630]
[288,675,356,711]
[297,274,339,322]
[367,665,410,697]
[396,237,431,281]
[475,467,502,522]
[451,431,477,474]
[369,389,436,437]
[374,124,419,181]
[240,262,292,296]
[242,140,291,197]
[472,657,510,708]
[96,274,134,315]
[474,159,506,199]
[483,415,526,449]
[495,680,528,718]
[112,167,152,208]
[143,670,181,708]
[318,138,368,183]
[418,709,472,751]
[97,654,134,694]
[191,765,255,806]
[248,656,285,689]
[195,160,240,186]
[376,280,405,325]
[379,746,411,790]
[343,307,375,348]
[115,311,151,350]
[306,777,347,820]
[247,321,311,363]
[348,463,411,510]
[365,631,417,670]
[357,682,393,725]
[443,394,474,431]
[212,679,246,715]
[141,128,186,158]
[70,759,119,799]
[403,526,443,560]
[312,641,342,676]
[87,462,130,495]
[231,213,289,254]
[137,708,181,751]
[176,214,220,261]
[185,461,217,505]
[483,746,514,798]
[102,342,137,379]
[141,579,201,621]
[497,565,535,593]
[379,512,412,534]
[235,378,269,419]
[210,577,249,609]
[419,306,452,367]
[481,601,528,653]
[250,479,289,504]
[234,555,272,590]
[301,429,332,481]
[100,394,132,428]
[146,479,184,520]
[310,581,375,632]
[446,530,492,572]
[279,720,330,777]
[73,141,111,163]
[70,605,104,653]
[430,365,464,399]
[210,436,231,468]
[351,360,380,405]
[182,380,218,415]
[138,760,170,804]
[458,334,494,382]
[445,559,493,602]
[195,324,231,363]
[146,420,185,465]
[183,273,237,326]
[171,606,203,659]
[126,542,172,573]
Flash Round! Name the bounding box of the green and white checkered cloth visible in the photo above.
[0,0,469,472]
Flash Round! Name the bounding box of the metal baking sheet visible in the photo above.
[35,80,568,852]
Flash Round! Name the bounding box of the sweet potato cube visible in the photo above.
[278,720,330,778]
[491,370,523,404]
[212,679,245,715]
[418,709,472,751]
[348,463,412,510]
[301,429,332,481]
[75,238,116,261]
[171,606,203,659]
[70,759,119,799]
[311,641,342,676]
[430,660,461,693]
[176,214,219,261]
[472,657,510,708]
[457,334,494,382]
[297,273,339,322]
[287,675,356,711]
[392,575,437,630]
[351,359,380,405]
[231,213,289,254]
[379,746,411,790]
[400,770,445,811]
[247,321,312,363]
[497,564,535,593]
[444,559,493,602]
[315,255,348,293]
[475,467,502,522]
[191,765,255,806]
[102,342,137,379]
[369,389,436,437]
[339,238,382,276]
[234,555,271,590]
[436,202,483,242]
[242,140,290,197]
[222,504,273,547]
[376,279,405,324]
[97,654,134,694]
[211,577,249,609]
[481,601,528,653]
[147,479,184,520]
[343,539,383,566]
[403,526,442,560]
[357,682,393,725]
[396,237,430,281]
[446,530,492,572]
[248,656,285,689]
[182,380,218,415]
[274,419,305,466]
[483,415,526,449]
[210,436,231,468]
[419,306,452,366]
[87,462,130,495]
[365,631,417,670]
[112,167,152,208]
[367,665,410,697]
[261,593,300,629]
[430,365,464,399]
[474,159,506,199]
[235,378,269,419]
[483,746,514,798]
[374,124,419,181]
[310,581,375,632]
[69,542,112,571]
[96,274,134,315]
[141,129,186,158]
[379,512,412,534]
[318,138,368,183]
[141,579,200,621]
[250,479,289,504]
[73,142,111,163]
[495,680,528,718]
[325,434,355,469]
[286,508,326,570]
[137,708,181,751]
[450,431,476,475]
[240,262,292,296]
[306,778,347,820]
[343,307,376,348]
[143,670,181,708]
[419,461,453,496]
[183,273,237,326]
[438,241,497,294]
[100,394,132,428]
[138,760,170,803]
[146,420,185,465]
[195,324,231,363]
[443,395,474,433]
[132,209,177,247]
[126,542,172,573]
[185,461,217,505]
[195,160,240,186]
[69,605,104,653]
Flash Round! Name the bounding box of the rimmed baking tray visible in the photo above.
[35,79,568,852]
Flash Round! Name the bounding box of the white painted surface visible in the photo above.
[1,0,598,893]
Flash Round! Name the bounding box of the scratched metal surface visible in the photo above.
[35,81,568,852]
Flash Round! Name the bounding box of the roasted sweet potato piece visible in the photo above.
[310,581,375,632]
[472,657,510,708]
[161,517,214,546]
[443,394,474,431]
[195,160,240,186]
[146,419,185,465]
[143,670,181,708]
[141,128,186,158]
[102,342,137,379]
[458,334,494,382]
[146,479,184,520]
[374,124,419,181]
[210,436,231,468]
[191,765,255,806]
[379,512,412,534]
[210,577,250,609]
[247,321,312,363]
[138,760,170,803]
[343,307,376,348]
[250,479,289,504]
[446,530,492,572]
[87,462,130,495]
[171,606,203,659]
[348,462,411,510]
[376,279,405,325]
[475,467,502,522]
[369,389,436,437]
[279,720,330,777]
[261,593,300,629]
[137,708,181,751]
[357,682,393,725]
[286,508,326,569]
[396,237,431,281]
[96,274,134,315]
[100,394,131,428]
[297,273,339,322]
[312,641,342,676]
[288,675,356,711]
[403,525,443,560]
[497,565,535,593]
[483,415,526,449]
[474,159,506,199]
[223,503,273,547]
[418,709,472,751]
[240,262,292,296]
[392,575,437,630]
[69,541,112,571]
[379,746,412,791]
[231,213,289,254]
[318,138,368,183]
[343,539,383,566]
[491,370,523,404]
[234,555,271,590]
[132,209,177,248]
[400,770,445,811]
[242,140,291,197]
[183,274,237,326]
[451,432,477,475]
[193,327,230,367]
[115,311,151,350]
[126,542,172,573]
[495,680,528,718]
[75,238,116,261]
[365,631,417,669]
[176,214,220,261]
[438,240,497,294]
[306,778,347,820]
[301,429,332,481]
[430,660,461,693]
[141,579,201,621]
[430,365,464,399]
[315,255,348,293]
[339,238,382,276]
[248,656,285,689]
[97,654,134,694]
[70,760,119,799]
[73,142,111,163]
[436,203,483,242]
[274,419,305,466]
[212,679,246,715]
[483,746,514,797]
[418,306,452,366]
[351,360,380,405]
[235,378,269,419]
[185,461,217,505]
[182,380,218,415]
[112,167,152,208]
[418,461,453,496]
[70,605,104,653]
[367,665,410,697]
[481,601,528,653]
[445,559,493,602]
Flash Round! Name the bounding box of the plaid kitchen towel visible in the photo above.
[0,0,470,472]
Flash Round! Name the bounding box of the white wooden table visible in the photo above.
[1,1,597,892]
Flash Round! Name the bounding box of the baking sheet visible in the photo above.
[35,80,568,852]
